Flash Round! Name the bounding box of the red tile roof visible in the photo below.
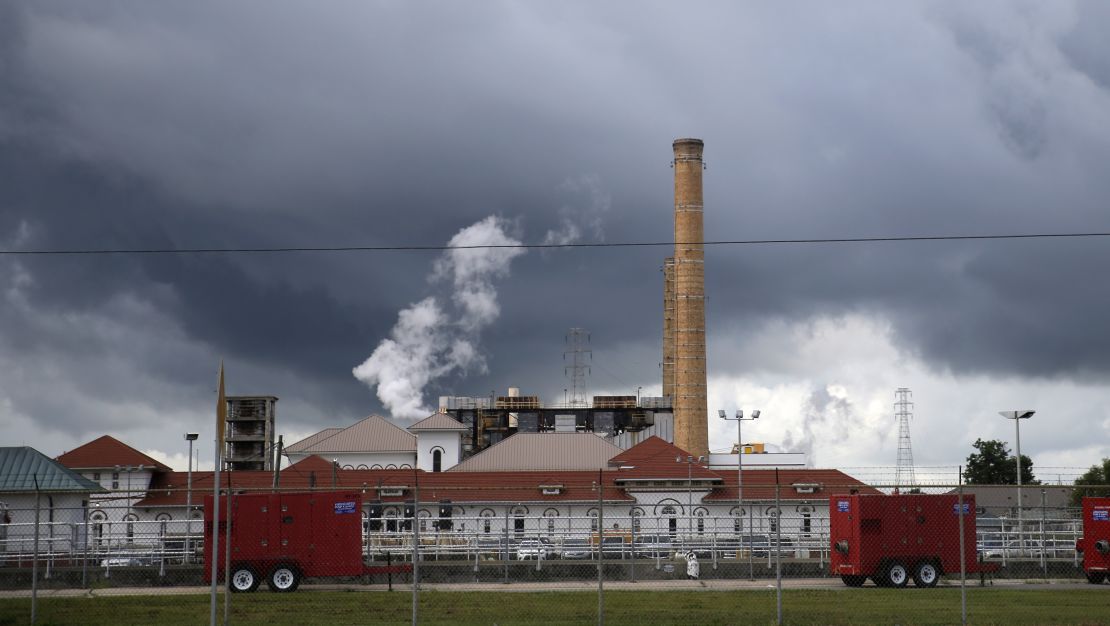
[609,436,722,480]
[56,435,172,472]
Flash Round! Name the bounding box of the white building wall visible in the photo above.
[416,431,461,472]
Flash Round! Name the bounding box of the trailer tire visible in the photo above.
[882,561,909,588]
[229,564,260,593]
[841,575,866,587]
[1086,572,1106,584]
[267,564,301,593]
[913,561,940,588]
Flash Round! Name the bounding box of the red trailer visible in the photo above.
[204,490,409,593]
[829,493,996,588]
[1075,497,1110,584]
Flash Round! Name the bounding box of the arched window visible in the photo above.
[384,507,400,533]
[90,510,107,545]
[512,506,528,536]
[660,505,678,537]
[630,507,644,534]
[543,508,559,537]
[155,512,171,538]
[432,448,443,473]
[730,506,746,533]
[765,507,780,533]
[123,513,138,544]
[695,508,708,535]
[797,505,814,536]
[418,510,431,533]
[480,509,495,534]
[587,508,599,532]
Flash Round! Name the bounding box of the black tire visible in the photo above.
[913,561,940,588]
[267,564,301,593]
[883,561,910,588]
[841,575,866,587]
[229,564,260,593]
[1086,571,1106,584]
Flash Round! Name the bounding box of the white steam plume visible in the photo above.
[353,216,524,418]
[542,175,610,246]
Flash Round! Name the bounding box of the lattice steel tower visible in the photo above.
[894,387,916,489]
[564,328,592,408]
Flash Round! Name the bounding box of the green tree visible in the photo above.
[963,438,1037,485]
[1071,458,1110,506]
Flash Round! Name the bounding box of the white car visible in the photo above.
[515,539,549,560]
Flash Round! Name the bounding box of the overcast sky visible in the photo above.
[2,1,1109,480]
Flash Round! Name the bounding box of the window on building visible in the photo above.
[92,472,101,482]
[766,507,779,533]
[111,472,120,490]
[123,514,138,544]
[432,449,443,473]
[696,510,705,535]
[480,509,495,534]
[90,510,107,546]
[543,509,559,537]
[631,508,644,534]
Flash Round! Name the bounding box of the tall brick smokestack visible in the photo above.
[671,138,708,457]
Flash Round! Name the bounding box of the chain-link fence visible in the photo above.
[2,480,1107,625]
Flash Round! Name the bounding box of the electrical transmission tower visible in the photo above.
[894,387,916,490]
[563,328,592,408]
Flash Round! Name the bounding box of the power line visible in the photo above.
[2,231,1110,256]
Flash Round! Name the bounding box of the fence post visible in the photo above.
[82,505,89,589]
[958,468,967,626]
[32,474,40,626]
[597,468,604,626]
[1040,489,1047,577]
[774,469,781,626]
[412,471,419,626]
[503,508,510,584]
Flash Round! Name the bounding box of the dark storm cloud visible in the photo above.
[2,1,1110,457]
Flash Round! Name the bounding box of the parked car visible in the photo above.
[515,539,549,560]
[561,538,592,560]
[634,534,675,558]
[721,534,771,558]
[595,536,627,559]
[101,556,148,567]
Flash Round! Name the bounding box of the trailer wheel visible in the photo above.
[1086,572,1106,585]
[883,561,909,588]
[841,575,866,587]
[267,564,301,593]
[229,564,260,593]
[913,561,940,588]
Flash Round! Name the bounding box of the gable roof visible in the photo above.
[56,435,172,472]
[449,433,621,472]
[408,413,468,431]
[608,436,721,480]
[285,428,343,453]
[286,415,416,454]
[0,447,104,493]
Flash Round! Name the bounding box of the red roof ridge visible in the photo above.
[56,435,172,472]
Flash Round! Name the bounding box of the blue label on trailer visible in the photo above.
[334,501,357,514]
[1093,509,1109,522]
[953,503,970,515]
[837,500,849,512]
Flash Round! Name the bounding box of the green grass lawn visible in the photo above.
[2,589,1108,626]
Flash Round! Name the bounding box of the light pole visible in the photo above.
[718,408,760,579]
[185,433,198,563]
[999,410,1034,552]
[675,455,705,552]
